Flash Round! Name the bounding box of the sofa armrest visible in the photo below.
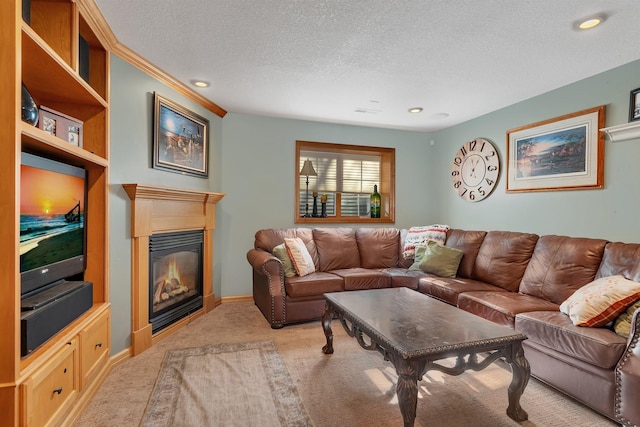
[616,307,640,426]
[247,249,287,328]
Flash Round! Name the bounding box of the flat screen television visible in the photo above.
[20,152,88,297]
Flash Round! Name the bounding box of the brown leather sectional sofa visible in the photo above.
[247,227,640,425]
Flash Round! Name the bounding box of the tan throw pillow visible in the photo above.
[272,243,297,278]
[284,237,315,277]
[416,240,463,278]
[614,299,640,337]
[402,224,450,259]
[560,275,640,327]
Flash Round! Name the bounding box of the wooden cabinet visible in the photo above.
[79,309,110,391]
[0,1,111,425]
[20,339,79,427]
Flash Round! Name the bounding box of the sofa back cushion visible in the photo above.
[519,235,607,304]
[444,229,487,278]
[356,228,400,268]
[596,242,640,282]
[254,228,319,267]
[471,230,539,291]
[313,228,360,271]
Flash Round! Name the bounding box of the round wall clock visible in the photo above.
[451,138,500,202]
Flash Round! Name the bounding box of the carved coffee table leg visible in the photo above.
[394,358,420,427]
[506,341,530,422]
[321,301,334,354]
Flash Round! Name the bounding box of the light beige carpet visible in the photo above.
[139,340,312,427]
[75,302,617,427]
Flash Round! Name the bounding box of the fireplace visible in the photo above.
[124,183,224,356]
[149,230,203,333]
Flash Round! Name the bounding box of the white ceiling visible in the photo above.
[95,1,640,132]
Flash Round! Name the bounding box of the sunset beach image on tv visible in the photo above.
[20,161,85,274]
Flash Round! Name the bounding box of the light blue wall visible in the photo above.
[108,56,223,353]
[430,59,640,242]
[218,113,433,296]
[109,54,640,354]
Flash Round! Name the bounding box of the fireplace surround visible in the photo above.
[124,184,224,355]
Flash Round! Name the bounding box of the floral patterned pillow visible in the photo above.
[560,275,640,327]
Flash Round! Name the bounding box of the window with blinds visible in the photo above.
[295,140,395,223]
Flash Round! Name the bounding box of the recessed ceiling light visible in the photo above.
[430,112,450,120]
[408,107,423,114]
[190,80,210,88]
[576,15,605,30]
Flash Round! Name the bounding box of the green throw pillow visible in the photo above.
[614,298,640,338]
[273,243,297,278]
[408,245,429,271]
[417,240,463,278]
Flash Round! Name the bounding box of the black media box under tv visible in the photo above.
[21,281,93,357]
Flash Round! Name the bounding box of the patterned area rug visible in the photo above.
[140,340,313,427]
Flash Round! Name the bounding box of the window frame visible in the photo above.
[295,140,395,224]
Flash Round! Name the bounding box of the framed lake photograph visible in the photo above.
[153,93,209,178]
[506,106,605,193]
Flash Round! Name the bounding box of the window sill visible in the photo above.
[295,216,394,224]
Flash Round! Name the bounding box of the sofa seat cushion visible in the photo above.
[515,311,627,369]
[330,268,391,290]
[381,268,434,290]
[457,291,559,328]
[418,277,507,306]
[284,272,344,298]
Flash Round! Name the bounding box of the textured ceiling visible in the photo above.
[95,0,640,132]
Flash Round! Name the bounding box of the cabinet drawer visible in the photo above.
[21,338,79,427]
[80,309,110,389]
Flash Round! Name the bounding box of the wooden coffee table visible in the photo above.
[321,287,530,427]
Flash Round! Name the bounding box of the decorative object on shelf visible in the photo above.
[451,138,500,202]
[630,87,640,122]
[320,194,327,217]
[506,105,605,193]
[600,121,640,143]
[370,184,381,218]
[38,105,83,147]
[299,159,317,218]
[312,191,320,217]
[153,93,209,178]
[20,83,38,126]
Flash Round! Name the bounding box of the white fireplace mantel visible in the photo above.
[123,184,224,355]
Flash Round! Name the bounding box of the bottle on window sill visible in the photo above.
[370,185,381,218]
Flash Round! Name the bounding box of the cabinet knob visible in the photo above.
[53,387,63,395]
[95,342,102,348]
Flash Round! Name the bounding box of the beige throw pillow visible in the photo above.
[273,243,297,278]
[560,275,640,327]
[284,237,315,277]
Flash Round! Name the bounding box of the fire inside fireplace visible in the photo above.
[149,230,203,333]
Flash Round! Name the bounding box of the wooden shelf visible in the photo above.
[600,121,640,143]
[21,122,109,168]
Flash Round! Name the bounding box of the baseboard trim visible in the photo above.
[220,295,253,304]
